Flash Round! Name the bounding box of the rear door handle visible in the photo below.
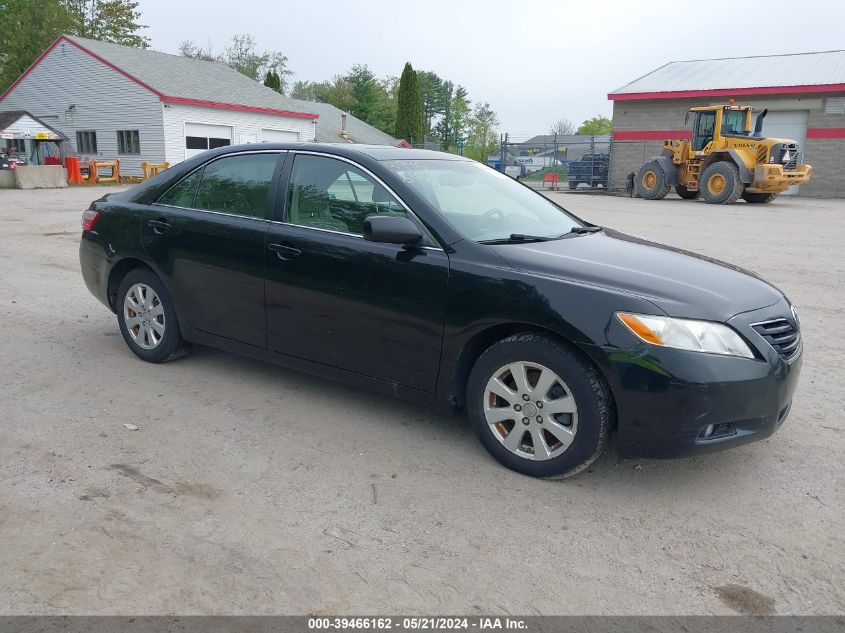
[147,219,171,234]
[268,242,302,260]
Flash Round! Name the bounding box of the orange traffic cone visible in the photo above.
[66,156,83,185]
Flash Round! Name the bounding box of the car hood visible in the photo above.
[490,229,784,321]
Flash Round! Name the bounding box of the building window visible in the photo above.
[117,130,140,154]
[76,130,97,154]
[5,139,26,154]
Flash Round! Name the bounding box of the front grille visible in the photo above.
[751,318,801,361]
[778,144,799,171]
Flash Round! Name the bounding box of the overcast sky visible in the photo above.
[139,0,844,139]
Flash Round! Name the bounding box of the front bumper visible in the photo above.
[589,299,802,458]
[749,163,812,192]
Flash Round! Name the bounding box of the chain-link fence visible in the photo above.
[493,134,611,190]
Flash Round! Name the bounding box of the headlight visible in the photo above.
[616,313,755,358]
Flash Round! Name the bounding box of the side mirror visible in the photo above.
[363,215,423,245]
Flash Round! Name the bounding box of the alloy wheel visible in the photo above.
[123,283,165,350]
[483,361,578,461]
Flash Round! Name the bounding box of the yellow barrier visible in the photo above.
[86,160,120,184]
[141,161,170,180]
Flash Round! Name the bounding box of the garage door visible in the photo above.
[184,123,233,159]
[760,110,808,195]
[261,128,300,143]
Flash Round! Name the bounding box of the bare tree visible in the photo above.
[550,118,575,135]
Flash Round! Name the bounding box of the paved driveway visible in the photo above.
[0,186,842,615]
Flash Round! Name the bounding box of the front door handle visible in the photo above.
[268,242,302,261]
[147,219,171,235]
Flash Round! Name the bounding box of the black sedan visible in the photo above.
[79,144,802,478]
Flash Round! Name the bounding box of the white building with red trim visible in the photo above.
[0,35,397,176]
[608,50,845,197]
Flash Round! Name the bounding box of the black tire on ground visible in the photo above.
[466,333,612,479]
[700,161,744,204]
[675,184,700,199]
[116,267,192,363]
[742,191,778,203]
[636,160,671,200]
[568,181,578,190]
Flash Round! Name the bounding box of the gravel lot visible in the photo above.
[0,185,842,616]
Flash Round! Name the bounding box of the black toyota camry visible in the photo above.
[79,144,802,478]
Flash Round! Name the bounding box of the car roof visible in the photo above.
[233,142,472,162]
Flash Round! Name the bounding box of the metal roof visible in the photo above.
[45,36,397,144]
[610,50,845,99]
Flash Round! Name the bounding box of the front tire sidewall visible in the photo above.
[116,269,184,363]
[701,162,744,204]
[467,337,607,478]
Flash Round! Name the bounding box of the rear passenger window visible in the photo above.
[194,153,279,219]
[158,170,201,207]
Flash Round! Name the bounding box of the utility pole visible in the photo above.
[499,133,507,172]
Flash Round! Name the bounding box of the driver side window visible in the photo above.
[287,154,408,235]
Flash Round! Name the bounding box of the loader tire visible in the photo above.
[636,160,671,200]
[701,161,744,204]
[742,191,778,204]
[675,184,700,200]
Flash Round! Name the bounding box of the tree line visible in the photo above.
[179,35,502,161]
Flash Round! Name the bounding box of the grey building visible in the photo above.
[608,50,845,197]
[0,34,397,176]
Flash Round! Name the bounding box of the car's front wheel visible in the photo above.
[466,333,611,478]
[116,267,192,363]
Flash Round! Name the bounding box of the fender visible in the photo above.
[656,150,679,186]
[726,150,754,184]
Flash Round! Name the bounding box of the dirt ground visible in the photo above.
[0,185,842,615]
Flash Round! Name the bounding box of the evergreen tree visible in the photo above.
[263,69,281,93]
[395,62,423,144]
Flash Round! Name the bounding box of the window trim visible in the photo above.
[281,150,443,250]
[152,149,285,222]
[116,129,140,155]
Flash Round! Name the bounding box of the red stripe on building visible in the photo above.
[161,96,318,119]
[806,128,845,139]
[0,35,319,120]
[613,130,691,141]
[608,84,845,101]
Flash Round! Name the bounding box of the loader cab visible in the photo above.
[687,106,753,151]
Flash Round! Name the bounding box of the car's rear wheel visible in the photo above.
[116,268,192,363]
[466,333,611,478]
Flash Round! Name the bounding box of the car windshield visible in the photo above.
[382,159,583,242]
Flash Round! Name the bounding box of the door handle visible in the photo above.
[268,242,302,261]
[147,219,171,235]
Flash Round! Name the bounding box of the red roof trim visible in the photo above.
[1,35,319,120]
[609,83,845,101]
[613,130,691,141]
[807,127,845,139]
[161,96,318,119]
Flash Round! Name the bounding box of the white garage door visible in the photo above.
[261,128,300,143]
[184,122,233,159]
[760,110,808,195]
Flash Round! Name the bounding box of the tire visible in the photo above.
[116,267,192,363]
[568,181,577,190]
[675,184,700,199]
[636,160,671,200]
[700,161,744,204]
[466,333,611,479]
[742,191,778,203]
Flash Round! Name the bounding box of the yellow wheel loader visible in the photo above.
[635,105,812,204]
